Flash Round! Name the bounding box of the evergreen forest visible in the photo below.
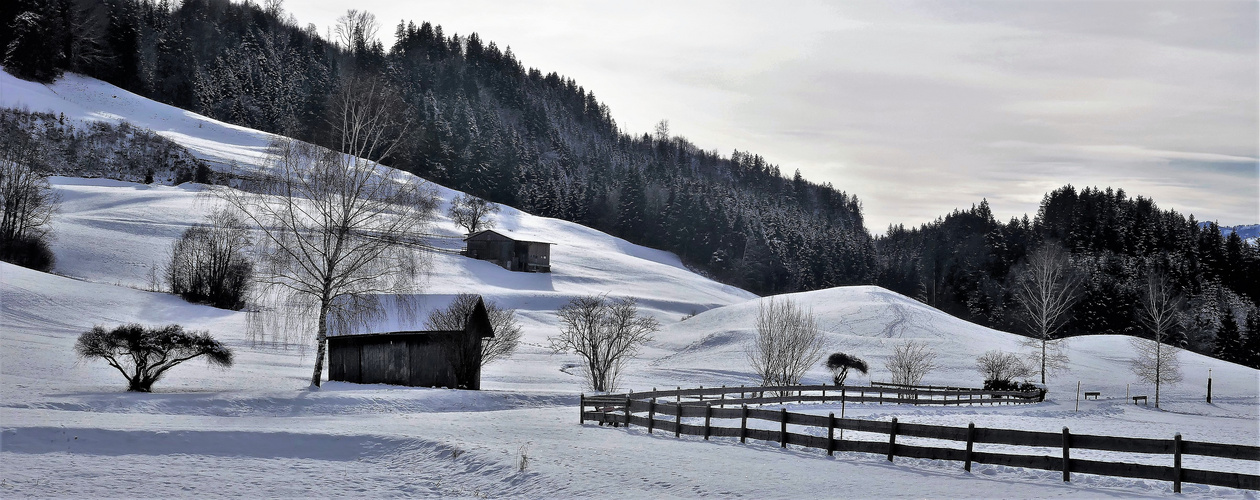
[3,0,1257,366]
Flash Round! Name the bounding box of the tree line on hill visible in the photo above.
[3,0,1257,366]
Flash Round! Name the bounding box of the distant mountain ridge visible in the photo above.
[1201,222,1259,245]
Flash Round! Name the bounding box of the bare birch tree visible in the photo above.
[1131,270,1184,408]
[747,297,826,389]
[550,295,658,392]
[1013,244,1081,383]
[218,76,436,387]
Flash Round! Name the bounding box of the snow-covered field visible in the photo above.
[2,71,1257,498]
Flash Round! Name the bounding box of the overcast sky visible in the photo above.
[285,0,1259,232]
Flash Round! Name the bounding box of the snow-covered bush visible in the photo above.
[75,323,234,392]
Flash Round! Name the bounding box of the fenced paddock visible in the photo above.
[580,384,1260,493]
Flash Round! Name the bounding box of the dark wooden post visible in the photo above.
[964,422,975,472]
[1207,375,1213,404]
[822,386,826,402]
[1062,427,1071,482]
[827,412,836,456]
[780,408,788,448]
[704,404,713,440]
[720,385,726,408]
[676,388,683,437]
[740,384,745,399]
[647,398,656,434]
[674,402,681,439]
[1173,433,1183,493]
[579,393,585,424]
[740,404,749,443]
[887,417,898,462]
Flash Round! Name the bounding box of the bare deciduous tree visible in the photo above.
[447,194,500,235]
[1013,244,1081,383]
[427,293,523,366]
[218,77,435,387]
[975,350,1033,384]
[0,132,58,270]
[748,297,826,389]
[885,339,938,386]
[549,295,658,392]
[334,9,379,51]
[1131,270,1184,408]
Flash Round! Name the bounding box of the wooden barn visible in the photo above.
[462,229,552,273]
[327,297,495,389]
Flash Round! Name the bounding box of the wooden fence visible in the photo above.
[581,385,1260,492]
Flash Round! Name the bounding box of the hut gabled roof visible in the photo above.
[463,229,554,245]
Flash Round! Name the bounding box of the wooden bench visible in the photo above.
[1084,391,1100,400]
[1132,396,1147,405]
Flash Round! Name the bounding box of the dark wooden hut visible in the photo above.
[462,229,552,273]
[327,297,495,389]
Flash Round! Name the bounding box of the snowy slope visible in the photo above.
[2,71,1258,498]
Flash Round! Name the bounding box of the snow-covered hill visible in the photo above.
[2,71,1257,498]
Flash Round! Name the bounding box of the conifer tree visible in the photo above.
[1213,308,1243,363]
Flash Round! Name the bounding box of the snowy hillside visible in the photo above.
[2,71,1258,498]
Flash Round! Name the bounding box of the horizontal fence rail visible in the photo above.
[580,385,1260,492]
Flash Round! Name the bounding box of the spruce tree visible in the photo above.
[1213,308,1242,363]
[3,3,65,83]
[1243,309,1260,369]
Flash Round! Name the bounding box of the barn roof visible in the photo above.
[463,228,554,245]
[329,296,495,339]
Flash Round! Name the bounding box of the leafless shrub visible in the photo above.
[747,297,825,389]
[975,350,1033,383]
[166,208,253,310]
[885,339,937,386]
[549,295,658,392]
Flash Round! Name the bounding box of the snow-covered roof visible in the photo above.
[463,228,555,245]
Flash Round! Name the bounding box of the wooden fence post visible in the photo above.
[1062,427,1071,482]
[675,400,682,439]
[887,417,898,462]
[840,390,847,440]
[624,396,632,428]
[964,422,975,472]
[647,398,656,434]
[780,408,788,448]
[720,386,726,408]
[579,394,585,424]
[1173,433,1182,493]
[740,404,749,444]
[704,404,713,440]
[827,412,836,456]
